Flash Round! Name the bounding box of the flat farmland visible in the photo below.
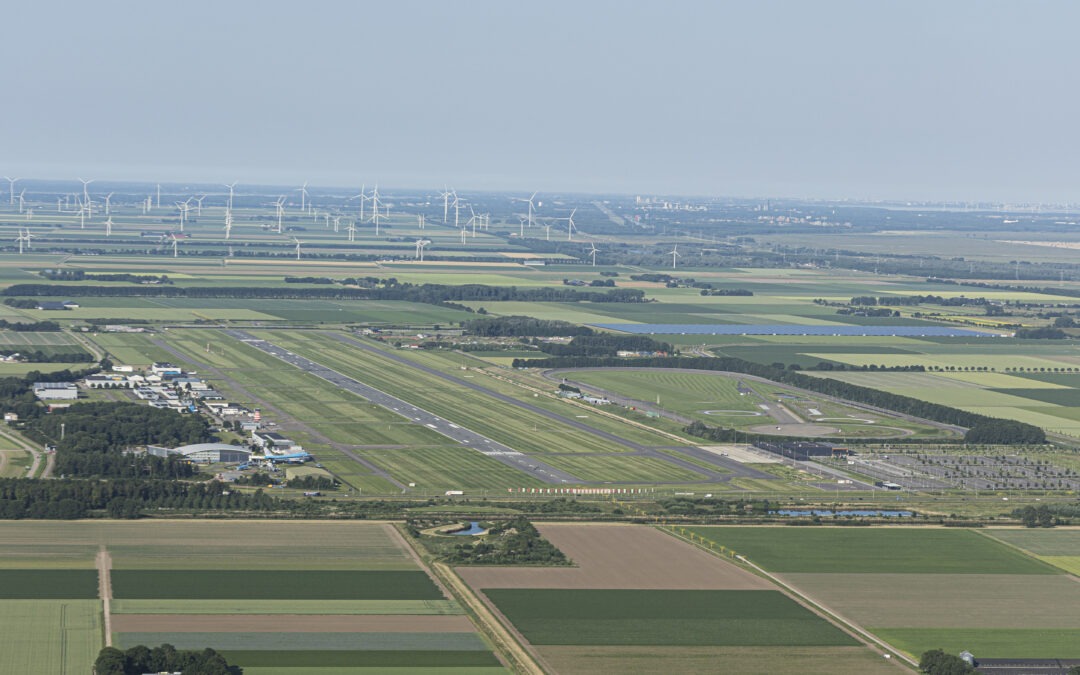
[0,600,102,675]
[112,569,442,600]
[456,525,893,674]
[685,527,1056,574]
[485,588,858,646]
[985,528,1080,575]
[688,526,1072,661]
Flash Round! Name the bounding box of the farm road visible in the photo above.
[322,332,758,483]
[150,338,406,490]
[219,329,582,485]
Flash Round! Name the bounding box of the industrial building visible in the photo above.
[33,382,79,400]
[146,443,251,464]
[754,441,851,461]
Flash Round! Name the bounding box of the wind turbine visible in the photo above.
[415,238,430,261]
[77,178,94,217]
[589,242,599,266]
[453,194,463,230]
[669,243,681,269]
[563,208,577,241]
[224,209,233,239]
[296,181,309,213]
[347,184,367,220]
[15,229,34,254]
[346,221,357,242]
[275,196,286,234]
[439,187,453,224]
[194,194,206,216]
[223,182,237,211]
[104,217,113,237]
[417,213,425,229]
[3,177,18,205]
[468,205,477,237]
[512,192,539,229]
[332,215,341,233]
[175,201,189,231]
[78,200,88,229]
[369,185,382,234]
[103,192,113,216]
[518,217,526,237]
[292,237,303,260]
[17,189,26,214]
[172,237,179,258]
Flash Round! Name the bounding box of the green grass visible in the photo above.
[686,527,1058,574]
[538,454,706,483]
[484,589,857,646]
[114,632,489,651]
[991,388,1080,406]
[984,529,1080,556]
[219,650,502,667]
[0,570,99,598]
[356,446,546,491]
[0,600,102,675]
[873,627,1080,658]
[111,570,443,600]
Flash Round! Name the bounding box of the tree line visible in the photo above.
[520,355,1046,444]
[0,317,61,331]
[464,315,595,337]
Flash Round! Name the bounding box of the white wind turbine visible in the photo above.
[224,209,233,239]
[103,192,113,216]
[18,189,26,214]
[292,237,303,260]
[275,196,286,233]
[15,228,34,254]
[296,181,309,213]
[669,243,681,269]
[77,178,94,217]
[468,205,477,237]
[511,192,539,229]
[415,238,431,261]
[518,217,526,237]
[223,182,237,211]
[439,187,454,224]
[369,185,383,234]
[417,213,425,229]
[194,195,206,216]
[588,242,599,266]
[563,208,577,241]
[332,215,341,233]
[452,194,463,230]
[104,217,113,237]
[78,200,88,229]
[175,201,190,231]
[346,221,357,242]
[348,184,367,220]
[3,176,18,205]
[172,236,180,258]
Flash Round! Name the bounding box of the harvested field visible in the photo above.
[111,614,475,633]
[457,523,770,590]
[538,645,904,675]
[219,649,503,668]
[780,573,1080,628]
[874,627,1080,659]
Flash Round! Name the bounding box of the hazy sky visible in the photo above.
[3,1,1077,202]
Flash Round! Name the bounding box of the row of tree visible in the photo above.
[464,315,595,337]
[94,645,238,674]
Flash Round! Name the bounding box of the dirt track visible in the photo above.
[457,523,771,590]
[111,614,475,633]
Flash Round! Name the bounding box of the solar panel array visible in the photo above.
[590,323,1000,337]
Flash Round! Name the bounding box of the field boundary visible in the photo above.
[97,545,112,647]
[660,526,916,670]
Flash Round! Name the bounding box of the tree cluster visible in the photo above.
[0,316,61,331]
[94,644,239,675]
[39,270,171,284]
[440,516,571,565]
[534,334,674,357]
[918,649,976,674]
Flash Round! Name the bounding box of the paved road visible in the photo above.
[322,332,763,482]
[151,338,407,491]
[222,329,583,485]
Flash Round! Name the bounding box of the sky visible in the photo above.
[2,1,1078,202]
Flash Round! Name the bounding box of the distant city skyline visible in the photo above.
[3,1,1077,204]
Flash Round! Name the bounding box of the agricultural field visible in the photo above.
[687,526,1080,660]
[0,521,505,675]
[457,524,897,674]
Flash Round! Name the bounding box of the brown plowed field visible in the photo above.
[457,523,771,590]
[110,614,474,633]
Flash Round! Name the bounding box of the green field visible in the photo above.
[0,600,102,675]
[873,627,1080,659]
[0,570,99,598]
[111,570,443,600]
[686,527,1057,574]
[111,599,462,615]
[484,589,857,646]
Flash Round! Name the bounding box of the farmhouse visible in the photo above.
[32,382,78,400]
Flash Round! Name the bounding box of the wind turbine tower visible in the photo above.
[669,244,681,269]
[3,177,18,205]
